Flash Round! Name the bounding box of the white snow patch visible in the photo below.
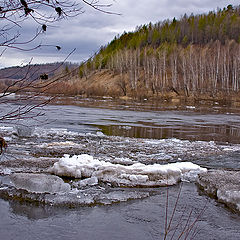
[217,188,240,211]
[120,126,132,130]
[222,145,240,152]
[49,154,207,187]
[39,141,83,148]
[0,126,14,131]
[186,106,196,109]
[75,176,99,187]
[2,136,12,141]
[0,92,16,98]
[2,168,11,175]
[96,131,105,137]
[86,132,105,137]
[111,157,137,165]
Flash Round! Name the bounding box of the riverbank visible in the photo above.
[43,69,240,108]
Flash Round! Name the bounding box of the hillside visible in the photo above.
[0,62,79,94]
[4,5,240,104]
[0,62,78,82]
[46,4,239,103]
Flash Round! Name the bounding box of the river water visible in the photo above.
[0,96,239,240]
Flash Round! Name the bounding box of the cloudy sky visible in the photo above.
[1,0,239,68]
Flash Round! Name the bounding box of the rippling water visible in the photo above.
[0,97,239,240]
[0,184,239,240]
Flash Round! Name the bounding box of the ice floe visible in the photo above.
[0,173,150,206]
[49,154,207,187]
[9,173,71,194]
[197,170,240,212]
[33,127,80,139]
[15,125,34,137]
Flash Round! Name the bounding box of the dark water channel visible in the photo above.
[0,97,240,240]
[50,97,240,144]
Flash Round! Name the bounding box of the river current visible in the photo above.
[0,96,239,240]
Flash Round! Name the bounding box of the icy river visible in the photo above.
[0,96,240,240]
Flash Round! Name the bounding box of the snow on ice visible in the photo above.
[49,154,207,187]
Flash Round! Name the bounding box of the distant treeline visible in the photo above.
[77,5,240,98]
[0,62,78,81]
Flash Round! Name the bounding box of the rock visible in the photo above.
[197,170,240,212]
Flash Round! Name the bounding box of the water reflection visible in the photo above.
[97,124,240,143]
[9,200,57,220]
[52,96,239,113]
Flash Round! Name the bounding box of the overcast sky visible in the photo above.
[1,0,239,68]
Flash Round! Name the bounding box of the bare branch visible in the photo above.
[0,0,115,124]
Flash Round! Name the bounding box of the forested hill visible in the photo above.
[48,5,240,102]
[99,4,240,53]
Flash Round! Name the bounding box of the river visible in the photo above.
[0,96,239,240]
